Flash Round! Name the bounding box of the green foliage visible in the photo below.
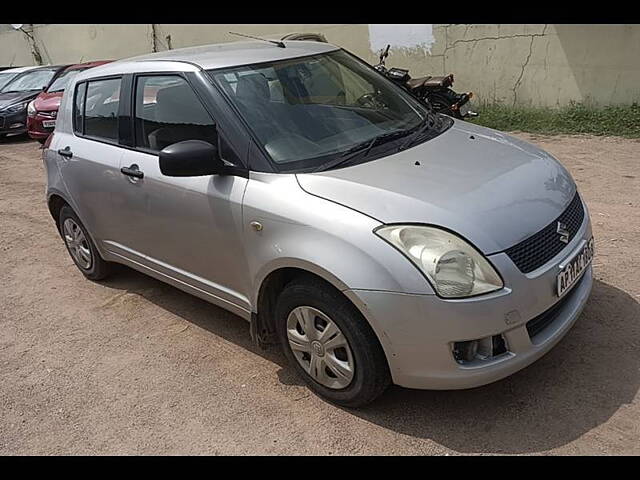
[470,103,640,138]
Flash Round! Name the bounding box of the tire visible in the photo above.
[427,92,464,119]
[428,96,456,117]
[275,275,390,407]
[58,205,112,281]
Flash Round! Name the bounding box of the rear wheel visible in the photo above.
[58,206,112,281]
[427,90,466,119]
[275,276,390,407]
[427,92,456,117]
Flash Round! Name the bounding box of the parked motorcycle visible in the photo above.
[373,44,478,120]
[280,33,478,120]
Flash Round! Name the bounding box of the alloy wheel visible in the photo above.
[62,218,92,270]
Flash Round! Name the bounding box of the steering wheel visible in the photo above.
[355,92,386,109]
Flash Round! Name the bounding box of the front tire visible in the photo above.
[58,205,112,281]
[275,276,390,407]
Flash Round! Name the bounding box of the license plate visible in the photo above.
[42,120,56,128]
[557,237,594,297]
[459,102,470,117]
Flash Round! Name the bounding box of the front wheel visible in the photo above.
[275,276,390,407]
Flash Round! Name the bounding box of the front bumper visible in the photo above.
[0,110,28,136]
[345,202,593,390]
[27,112,55,140]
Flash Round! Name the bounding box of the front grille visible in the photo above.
[506,192,584,273]
[39,111,56,119]
[526,273,584,339]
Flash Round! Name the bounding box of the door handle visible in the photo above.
[57,147,73,158]
[120,164,144,179]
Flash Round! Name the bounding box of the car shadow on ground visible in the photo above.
[103,268,639,454]
[101,265,296,380]
[0,133,33,145]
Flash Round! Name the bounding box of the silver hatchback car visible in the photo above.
[44,41,594,407]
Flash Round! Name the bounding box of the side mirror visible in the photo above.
[159,140,224,177]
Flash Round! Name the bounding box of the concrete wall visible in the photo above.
[2,24,639,107]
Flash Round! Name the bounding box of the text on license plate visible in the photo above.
[43,120,56,128]
[557,237,594,297]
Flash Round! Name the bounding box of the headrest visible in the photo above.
[235,73,270,104]
[155,83,211,124]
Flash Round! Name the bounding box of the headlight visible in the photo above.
[375,225,503,298]
[27,100,36,117]
[2,101,29,114]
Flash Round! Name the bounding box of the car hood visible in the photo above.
[0,90,40,109]
[296,120,577,254]
[33,90,62,111]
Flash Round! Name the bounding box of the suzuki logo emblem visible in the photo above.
[557,222,570,244]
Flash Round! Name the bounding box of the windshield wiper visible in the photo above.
[312,130,411,173]
[397,115,436,152]
[1,89,39,94]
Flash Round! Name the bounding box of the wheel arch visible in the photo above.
[47,192,71,234]
[253,258,350,308]
[46,191,109,261]
[251,260,394,370]
[252,260,348,345]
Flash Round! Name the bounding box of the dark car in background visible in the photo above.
[0,66,40,91]
[27,60,112,143]
[0,65,68,139]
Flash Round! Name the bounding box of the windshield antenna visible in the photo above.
[229,31,286,48]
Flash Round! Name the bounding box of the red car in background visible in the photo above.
[27,60,112,143]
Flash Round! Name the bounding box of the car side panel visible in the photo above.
[49,131,125,245]
[107,148,251,314]
[243,172,434,304]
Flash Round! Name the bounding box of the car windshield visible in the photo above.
[0,69,56,93]
[208,50,438,171]
[47,68,84,93]
[0,72,18,90]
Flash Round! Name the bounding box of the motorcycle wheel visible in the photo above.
[425,92,463,119]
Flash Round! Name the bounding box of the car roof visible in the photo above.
[16,65,68,72]
[64,60,113,71]
[1,65,68,81]
[1,65,42,74]
[76,40,340,80]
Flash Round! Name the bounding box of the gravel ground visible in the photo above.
[0,133,638,455]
